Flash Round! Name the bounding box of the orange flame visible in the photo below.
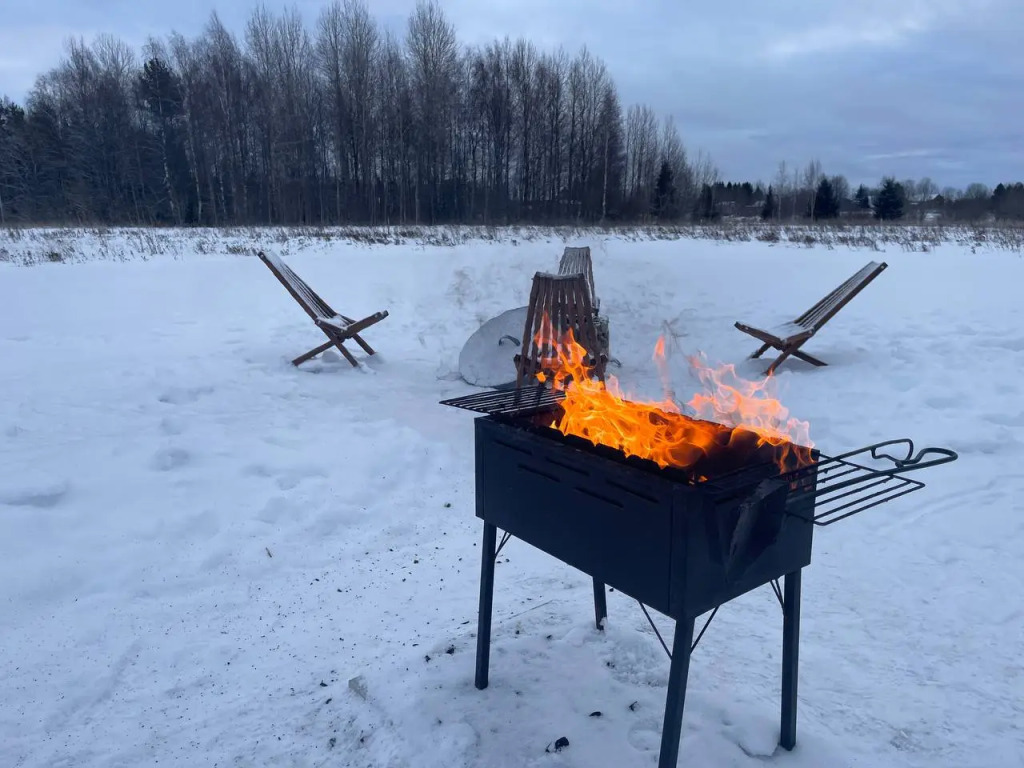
[534,320,813,478]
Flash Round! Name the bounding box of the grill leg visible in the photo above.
[780,569,802,750]
[657,618,695,768]
[592,578,607,630]
[475,522,497,690]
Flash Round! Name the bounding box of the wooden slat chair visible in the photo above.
[735,260,888,375]
[514,272,608,388]
[558,246,599,312]
[257,250,389,367]
[557,245,614,367]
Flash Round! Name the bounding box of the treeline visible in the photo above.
[0,0,713,227]
[700,162,1024,223]
[0,0,1021,227]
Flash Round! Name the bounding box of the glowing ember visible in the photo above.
[533,318,813,476]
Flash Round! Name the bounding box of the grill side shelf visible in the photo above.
[783,438,958,526]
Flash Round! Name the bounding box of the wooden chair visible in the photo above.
[558,246,599,312]
[514,272,607,388]
[557,245,614,367]
[735,260,888,375]
[257,250,389,367]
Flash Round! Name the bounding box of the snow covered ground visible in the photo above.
[1,229,1021,768]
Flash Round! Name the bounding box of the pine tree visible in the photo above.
[761,185,777,220]
[812,176,840,219]
[739,181,754,206]
[652,160,677,220]
[872,177,906,220]
[854,184,871,210]
[695,183,718,220]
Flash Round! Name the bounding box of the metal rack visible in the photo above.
[785,439,958,525]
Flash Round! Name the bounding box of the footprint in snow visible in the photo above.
[256,496,293,524]
[0,478,70,509]
[240,463,327,490]
[923,394,961,410]
[159,416,185,436]
[150,447,191,471]
[982,411,1024,427]
[986,337,1024,352]
[157,385,215,405]
[274,466,328,490]
[626,716,663,753]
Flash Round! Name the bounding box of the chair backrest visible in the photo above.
[258,251,337,322]
[557,246,598,311]
[794,261,888,331]
[515,272,605,388]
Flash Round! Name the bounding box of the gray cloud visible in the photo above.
[1,0,1021,189]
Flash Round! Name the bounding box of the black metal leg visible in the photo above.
[657,618,696,768]
[780,569,802,750]
[475,523,497,690]
[592,578,607,630]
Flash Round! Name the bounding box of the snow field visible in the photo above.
[1,231,1021,767]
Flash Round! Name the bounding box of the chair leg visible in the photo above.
[750,342,771,360]
[292,340,334,366]
[350,333,376,356]
[764,346,797,376]
[293,336,360,368]
[334,342,360,367]
[792,349,827,367]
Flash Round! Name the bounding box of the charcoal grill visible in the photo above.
[440,384,957,768]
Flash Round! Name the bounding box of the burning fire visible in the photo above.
[533,316,813,477]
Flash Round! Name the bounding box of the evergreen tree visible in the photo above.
[854,184,871,210]
[137,57,186,224]
[812,176,840,219]
[872,177,906,220]
[761,185,777,220]
[0,98,35,223]
[652,159,677,219]
[739,181,754,206]
[695,183,718,220]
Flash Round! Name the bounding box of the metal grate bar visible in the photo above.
[440,385,565,417]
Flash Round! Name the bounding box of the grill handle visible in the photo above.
[827,439,959,477]
[782,438,959,527]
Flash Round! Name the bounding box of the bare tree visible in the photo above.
[535,48,566,219]
[830,174,850,207]
[803,158,823,219]
[916,177,937,202]
[623,103,659,216]
[317,0,380,221]
[406,0,459,222]
[660,115,691,211]
[509,38,538,215]
[773,160,789,220]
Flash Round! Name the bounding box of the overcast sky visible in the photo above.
[1,0,1021,189]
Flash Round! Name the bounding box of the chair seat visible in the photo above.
[317,314,353,331]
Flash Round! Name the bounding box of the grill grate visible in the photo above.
[440,385,565,417]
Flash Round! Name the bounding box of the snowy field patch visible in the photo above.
[1,230,1021,767]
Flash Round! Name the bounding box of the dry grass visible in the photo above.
[2,220,1022,266]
